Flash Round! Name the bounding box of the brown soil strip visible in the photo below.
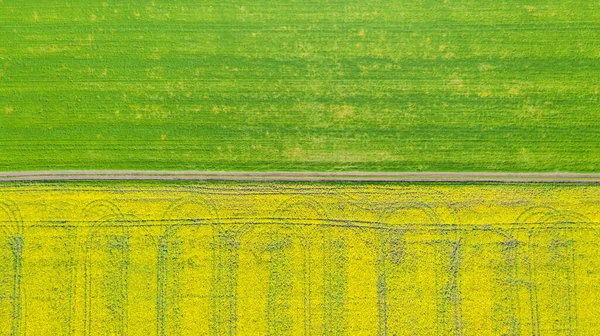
[0,171,599,183]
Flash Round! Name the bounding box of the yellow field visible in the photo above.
[0,182,599,335]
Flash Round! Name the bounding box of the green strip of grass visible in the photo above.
[1,1,599,172]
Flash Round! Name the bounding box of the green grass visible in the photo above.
[1,0,599,172]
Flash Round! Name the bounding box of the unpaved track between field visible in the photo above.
[0,171,599,183]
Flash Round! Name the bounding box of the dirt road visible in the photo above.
[0,171,599,183]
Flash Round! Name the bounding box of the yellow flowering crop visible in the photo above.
[0,182,598,335]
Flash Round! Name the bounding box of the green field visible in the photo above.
[1,0,599,172]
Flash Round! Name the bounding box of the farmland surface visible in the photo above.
[1,1,599,172]
[0,181,599,334]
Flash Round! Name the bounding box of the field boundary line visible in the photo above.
[0,171,599,183]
